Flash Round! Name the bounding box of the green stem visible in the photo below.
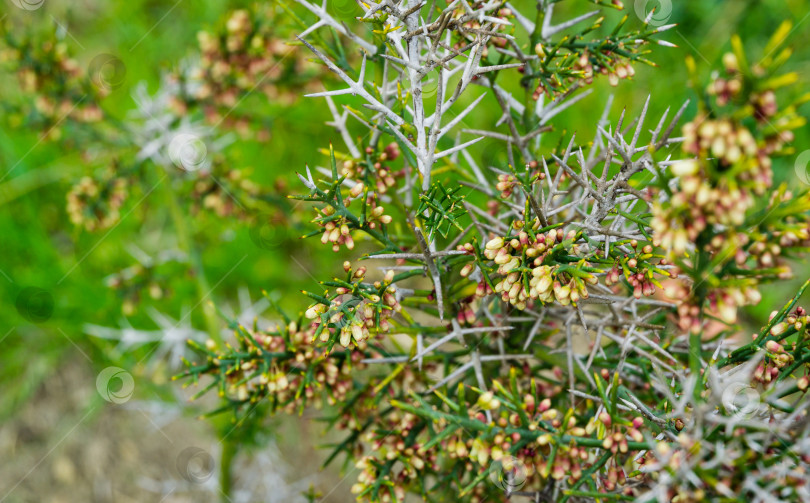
[689,330,703,399]
[219,439,236,502]
[162,176,232,499]
[163,178,222,345]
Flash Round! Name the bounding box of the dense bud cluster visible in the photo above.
[0,25,104,138]
[649,38,809,336]
[471,226,597,309]
[305,264,401,349]
[450,2,516,56]
[191,319,365,415]
[189,164,260,218]
[335,143,403,195]
[351,410,433,502]
[313,194,393,252]
[66,173,129,231]
[531,47,639,99]
[185,8,322,120]
[106,262,173,316]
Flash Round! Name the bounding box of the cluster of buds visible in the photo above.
[747,224,810,270]
[495,174,518,198]
[66,174,129,232]
[682,119,762,182]
[337,143,403,195]
[450,4,515,56]
[351,456,408,502]
[669,283,761,332]
[599,58,636,88]
[187,8,321,118]
[305,265,401,348]
[571,51,596,85]
[454,297,478,326]
[457,387,644,493]
[749,307,809,384]
[648,39,810,337]
[651,159,752,257]
[351,410,439,501]
[751,90,779,122]
[474,225,597,310]
[0,30,104,138]
[708,286,762,325]
[597,413,645,456]
[106,263,172,316]
[190,165,259,218]
[755,339,793,384]
[707,53,744,106]
[671,294,702,334]
[605,242,671,299]
[652,50,805,333]
[532,47,636,99]
[314,192,393,252]
[316,205,357,252]
[213,320,364,414]
[710,52,781,123]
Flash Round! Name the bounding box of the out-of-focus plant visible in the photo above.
[175,2,810,502]
[0,5,324,316]
[0,6,330,501]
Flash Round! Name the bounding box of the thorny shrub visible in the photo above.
[5,1,810,502]
[176,2,810,502]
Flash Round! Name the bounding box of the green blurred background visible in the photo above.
[1,0,808,501]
